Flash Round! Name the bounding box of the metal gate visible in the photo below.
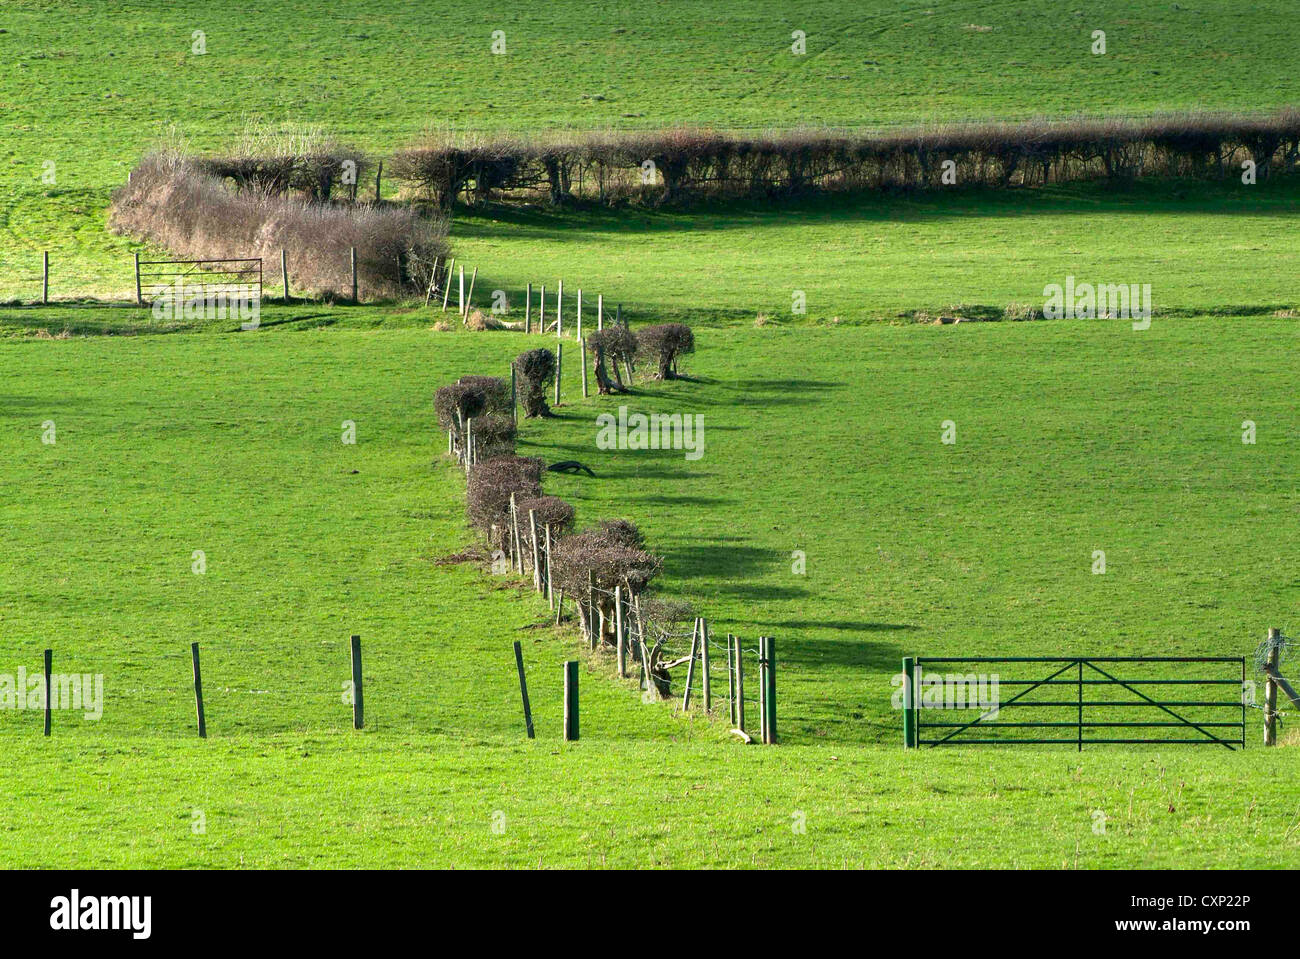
[134,256,262,306]
[902,657,1246,750]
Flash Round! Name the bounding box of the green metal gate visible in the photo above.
[901,657,1246,750]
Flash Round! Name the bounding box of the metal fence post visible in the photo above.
[563,661,579,741]
[350,634,364,730]
[902,656,916,748]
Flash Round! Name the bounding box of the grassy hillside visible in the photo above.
[3,0,1298,303]
[2,318,1298,865]
[3,0,1299,870]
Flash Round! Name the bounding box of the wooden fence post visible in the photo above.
[374,160,382,202]
[587,570,597,650]
[42,251,49,305]
[539,284,545,330]
[556,279,563,337]
[682,620,700,711]
[576,288,582,341]
[350,247,358,304]
[733,636,745,733]
[700,618,711,712]
[1265,628,1280,746]
[510,364,517,424]
[509,492,521,573]
[597,294,603,331]
[465,266,477,317]
[134,252,143,306]
[441,257,455,311]
[514,640,535,739]
[544,524,554,608]
[563,661,579,741]
[43,649,52,736]
[726,633,736,725]
[580,338,589,398]
[424,255,439,307]
[615,585,626,677]
[555,341,563,406]
[525,282,532,332]
[458,264,465,316]
[191,642,206,739]
[281,249,289,302]
[529,510,541,591]
[350,634,364,730]
[902,656,917,748]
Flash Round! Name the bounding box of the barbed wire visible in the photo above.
[1253,631,1296,673]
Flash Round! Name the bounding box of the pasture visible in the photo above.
[3,317,1299,866]
[1,0,1299,870]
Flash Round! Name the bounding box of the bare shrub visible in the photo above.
[466,455,544,545]
[435,382,487,431]
[552,519,661,648]
[513,348,555,417]
[392,110,1300,209]
[470,413,517,460]
[111,154,448,299]
[457,375,511,414]
[635,323,695,379]
[515,495,576,553]
[193,120,370,201]
[587,326,637,393]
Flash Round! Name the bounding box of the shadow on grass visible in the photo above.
[452,175,1300,242]
[775,635,913,672]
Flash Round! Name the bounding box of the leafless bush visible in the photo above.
[393,111,1300,209]
[466,455,544,544]
[111,153,448,299]
[513,348,555,417]
[552,520,660,597]
[635,323,694,379]
[515,495,576,551]
[587,326,637,393]
[457,375,511,414]
[470,413,517,460]
[435,382,488,431]
[552,519,662,650]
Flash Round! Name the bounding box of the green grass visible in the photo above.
[3,0,1300,869]
[2,0,1299,304]
[2,318,1299,866]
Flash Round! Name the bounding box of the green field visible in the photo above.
[3,0,1300,305]
[3,319,1299,866]
[2,0,1299,869]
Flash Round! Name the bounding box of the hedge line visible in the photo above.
[391,111,1300,209]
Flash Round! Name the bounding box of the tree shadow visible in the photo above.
[776,635,914,671]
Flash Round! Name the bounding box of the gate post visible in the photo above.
[1265,628,1281,746]
[902,656,917,748]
